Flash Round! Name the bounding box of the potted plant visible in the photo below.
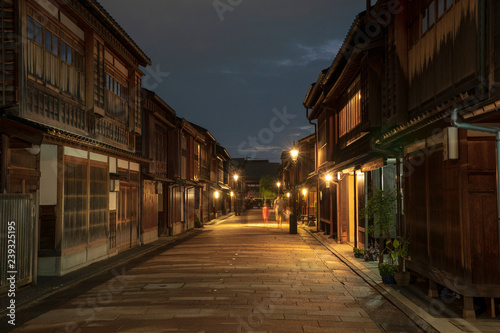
[364,241,380,262]
[362,188,397,263]
[353,247,364,259]
[378,262,396,284]
[386,235,411,286]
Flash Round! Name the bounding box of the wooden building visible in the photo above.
[280,135,317,223]
[188,122,217,223]
[302,0,500,318]
[140,89,177,241]
[0,0,150,276]
[215,144,232,217]
[303,3,398,248]
[376,0,500,318]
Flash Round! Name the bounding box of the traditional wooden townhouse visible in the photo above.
[164,118,201,234]
[304,2,400,248]
[140,89,177,241]
[188,122,217,223]
[0,0,151,276]
[215,144,231,217]
[373,0,500,318]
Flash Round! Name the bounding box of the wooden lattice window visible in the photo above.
[338,79,362,138]
[89,162,108,241]
[63,159,88,248]
[94,40,105,109]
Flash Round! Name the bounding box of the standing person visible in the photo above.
[274,195,284,228]
[262,202,270,224]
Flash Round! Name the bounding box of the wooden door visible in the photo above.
[339,177,350,243]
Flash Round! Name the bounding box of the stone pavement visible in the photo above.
[301,225,500,333]
[0,209,498,332]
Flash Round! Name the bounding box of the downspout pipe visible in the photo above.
[306,106,319,231]
[451,108,500,271]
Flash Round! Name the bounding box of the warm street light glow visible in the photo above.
[230,191,234,197]
[290,144,299,163]
[277,182,281,188]
[286,192,290,198]
[325,174,332,182]
[214,191,219,199]
[234,174,239,181]
[302,188,307,196]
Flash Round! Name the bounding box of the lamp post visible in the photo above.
[214,191,219,218]
[276,181,281,195]
[290,142,299,234]
[234,174,239,216]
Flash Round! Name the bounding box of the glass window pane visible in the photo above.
[422,10,427,35]
[45,30,52,51]
[61,41,66,59]
[67,46,72,64]
[429,1,435,27]
[438,0,445,17]
[27,17,34,40]
[53,35,59,56]
[35,22,42,44]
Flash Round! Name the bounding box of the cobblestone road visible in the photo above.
[7,209,423,333]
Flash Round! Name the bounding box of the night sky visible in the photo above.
[97,0,366,162]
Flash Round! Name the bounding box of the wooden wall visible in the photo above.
[405,131,500,294]
[407,0,479,115]
[142,180,158,234]
[0,0,17,107]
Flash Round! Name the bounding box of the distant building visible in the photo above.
[232,159,280,198]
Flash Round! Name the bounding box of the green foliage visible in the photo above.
[194,215,203,228]
[353,247,365,258]
[378,262,396,276]
[385,235,411,272]
[259,175,278,199]
[362,188,397,239]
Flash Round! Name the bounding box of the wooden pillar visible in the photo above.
[428,278,439,298]
[463,296,476,320]
[1,134,9,193]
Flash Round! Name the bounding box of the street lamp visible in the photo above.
[233,174,239,216]
[214,191,219,218]
[289,142,299,234]
[277,181,281,195]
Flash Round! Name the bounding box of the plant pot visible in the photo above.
[394,271,411,286]
[381,275,395,284]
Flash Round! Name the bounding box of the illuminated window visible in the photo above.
[338,80,361,138]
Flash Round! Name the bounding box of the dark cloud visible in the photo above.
[97,0,366,161]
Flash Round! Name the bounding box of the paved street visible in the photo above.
[6,209,423,333]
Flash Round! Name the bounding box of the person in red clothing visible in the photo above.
[262,202,270,224]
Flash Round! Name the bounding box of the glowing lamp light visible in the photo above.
[234,174,239,181]
[230,191,234,197]
[302,188,307,196]
[290,149,299,162]
[290,142,299,163]
[325,174,332,182]
[337,172,342,180]
[214,191,219,199]
[286,192,290,198]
